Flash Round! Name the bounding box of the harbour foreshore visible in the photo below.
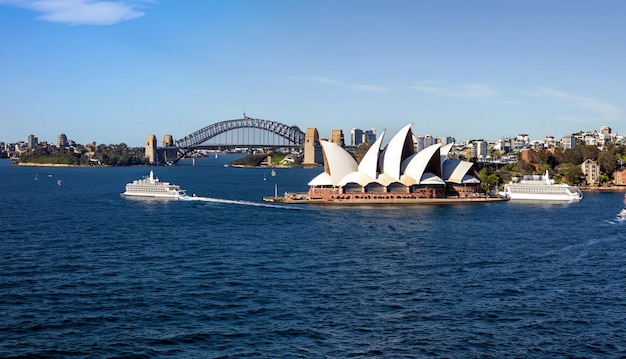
[263,192,509,205]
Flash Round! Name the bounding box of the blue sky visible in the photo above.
[1,0,624,146]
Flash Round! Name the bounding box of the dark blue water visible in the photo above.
[1,157,625,358]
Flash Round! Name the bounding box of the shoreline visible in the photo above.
[16,162,89,167]
[14,162,152,168]
[580,186,626,192]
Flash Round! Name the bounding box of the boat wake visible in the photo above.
[180,195,301,210]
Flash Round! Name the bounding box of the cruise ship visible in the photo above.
[499,170,583,201]
[122,171,189,199]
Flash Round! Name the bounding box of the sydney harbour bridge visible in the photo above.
[146,116,312,164]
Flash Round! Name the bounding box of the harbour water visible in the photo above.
[1,156,625,358]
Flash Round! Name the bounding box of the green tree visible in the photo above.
[479,167,501,192]
[559,164,584,185]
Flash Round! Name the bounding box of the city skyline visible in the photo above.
[8,121,623,150]
[1,0,625,147]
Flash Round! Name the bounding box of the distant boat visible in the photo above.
[499,170,583,201]
[617,194,626,220]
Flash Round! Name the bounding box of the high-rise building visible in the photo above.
[472,140,487,160]
[441,136,455,146]
[362,129,376,143]
[416,134,436,152]
[351,128,363,146]
[57,133,68,148]
[28,134,38,149]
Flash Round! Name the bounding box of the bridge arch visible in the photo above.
[175,117,305,148]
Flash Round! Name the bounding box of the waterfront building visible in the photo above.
[350,128,363,146]
[613,169,626,186]
[307,124,481,200]
[57,133,68,148]
[581,159,600,185]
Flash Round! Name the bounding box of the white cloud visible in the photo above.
[289,76,388,93]
[0,0,146,25]
[526,86,623,118]
[410,80,497,100]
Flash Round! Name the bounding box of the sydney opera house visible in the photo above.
[274,124,505,204]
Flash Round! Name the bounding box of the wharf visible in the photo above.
[263,193,509,205]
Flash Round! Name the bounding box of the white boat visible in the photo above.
[617,194,626,220]
[122,170,188,199]
[499,170,583,201]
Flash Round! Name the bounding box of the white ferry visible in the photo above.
[499,170,583,201]
[122,170,189,199]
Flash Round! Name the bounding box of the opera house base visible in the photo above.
[263,192,509,205]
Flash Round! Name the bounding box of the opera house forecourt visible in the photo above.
[265,124,509,205]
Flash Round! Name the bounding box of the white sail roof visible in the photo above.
[381,124,414,181]
[440,142,453,158]
[307,171,333,186]
[420,172,446,185]
[320,140,358,186]
[358,130,385,178]
[440,142,454,172]
[376,172,397,187]
[442,159,474,184]
[338,171,375,187]
[402,143,441,184]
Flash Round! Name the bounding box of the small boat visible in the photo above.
[122,170,189,199]
[617,194,626,220]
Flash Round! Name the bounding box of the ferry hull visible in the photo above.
[122,192,183,199]
[499,192,582,201]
